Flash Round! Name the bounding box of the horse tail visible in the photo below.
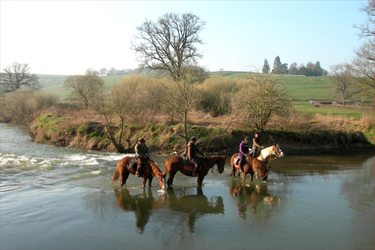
[111,167,119,183]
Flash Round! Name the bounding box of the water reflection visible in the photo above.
[340,156,375,212]
[113,187,224,233]
[164,187,224,232]
[229,179,282,220]
[113,187,161,234]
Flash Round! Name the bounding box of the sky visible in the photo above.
[0,0,368,75]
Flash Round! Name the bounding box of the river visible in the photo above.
[1,123,374,249]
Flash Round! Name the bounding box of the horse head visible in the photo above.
[148,160,167,191]
[210,155,226,174]
[272,144,284,158]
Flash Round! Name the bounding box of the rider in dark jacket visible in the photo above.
[239,137,250,172]
[187,136,205,177]
[135,137,149,177]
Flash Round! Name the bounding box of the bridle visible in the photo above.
[269,145,281,162]
[207,156,224,175]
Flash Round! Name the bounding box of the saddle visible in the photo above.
[234,155,241,167]
[129,157,138,171]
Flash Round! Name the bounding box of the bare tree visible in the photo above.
[232,74,291,130]
[348,0,375,101]
[0,62,39,95]
[63,69,104,109]
[132,12,206,144]
[93,75,161,153]
[158,65,208,143]
[132,12,205,82]
[330,64,354,105]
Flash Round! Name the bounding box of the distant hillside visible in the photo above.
[38,71,336,101]
[39,74,133,99]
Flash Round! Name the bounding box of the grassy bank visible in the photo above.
[30,110,374,156]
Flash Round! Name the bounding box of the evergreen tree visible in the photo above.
[262,59,270,74]
[313,61,323,76]
[272,56,282,74]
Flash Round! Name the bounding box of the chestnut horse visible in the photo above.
[230,153,271,181]
[111,156,166,190]
[164,155,226,187]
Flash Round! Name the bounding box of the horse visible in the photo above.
[111,156,166,190]
[163,155,226,187]
[230,153,271,181]
[257,144,284,163]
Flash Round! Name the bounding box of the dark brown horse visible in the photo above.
[111,156,166,190]
[230,153,271,181]
[164,155,226,187]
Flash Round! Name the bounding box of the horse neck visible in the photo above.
[259,147,272,161]
[204,157,216,168]
[149,162,162,177]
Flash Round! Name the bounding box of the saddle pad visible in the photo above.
[184,165,194,171]
[182,158,194,171]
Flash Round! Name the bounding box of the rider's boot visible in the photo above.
[240,162,244,173]
[136,166,142,177]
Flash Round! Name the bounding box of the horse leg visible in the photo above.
[196,176,204,187]
[167,169,177,187]
[250,172,254,181]
[142,176,147,189]
[148,176,153,187]
[242,171,247,181]
[120,169,130,187]
[230,164,237,177]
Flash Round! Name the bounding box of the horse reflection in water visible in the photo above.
[113,187,162,234]
[113,187,223,233]
[164,187,224,232]
[229,179,281,219]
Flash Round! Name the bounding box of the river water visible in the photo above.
[1,123,374,249]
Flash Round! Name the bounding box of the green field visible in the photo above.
[39,72,335,100]
[293,101,365,120]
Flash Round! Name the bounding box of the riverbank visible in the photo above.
[27,109,374,155]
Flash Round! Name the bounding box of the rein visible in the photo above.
[268,146,279,162]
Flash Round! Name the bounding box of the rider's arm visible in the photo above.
[187,144,193,161]
[253,138,263,149]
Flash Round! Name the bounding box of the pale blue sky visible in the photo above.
[0,0,367,75]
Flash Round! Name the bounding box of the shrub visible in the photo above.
[1,90,58,125]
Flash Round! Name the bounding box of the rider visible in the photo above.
[239,137,250,172]
[252,132,264,157]
[135,137,149,177]
[187,136,205,177]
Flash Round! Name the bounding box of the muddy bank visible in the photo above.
[29,113,374,156]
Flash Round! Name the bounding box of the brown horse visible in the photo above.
[230,153,271,181]
[111,156,166,190]
[164,155,226,187]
